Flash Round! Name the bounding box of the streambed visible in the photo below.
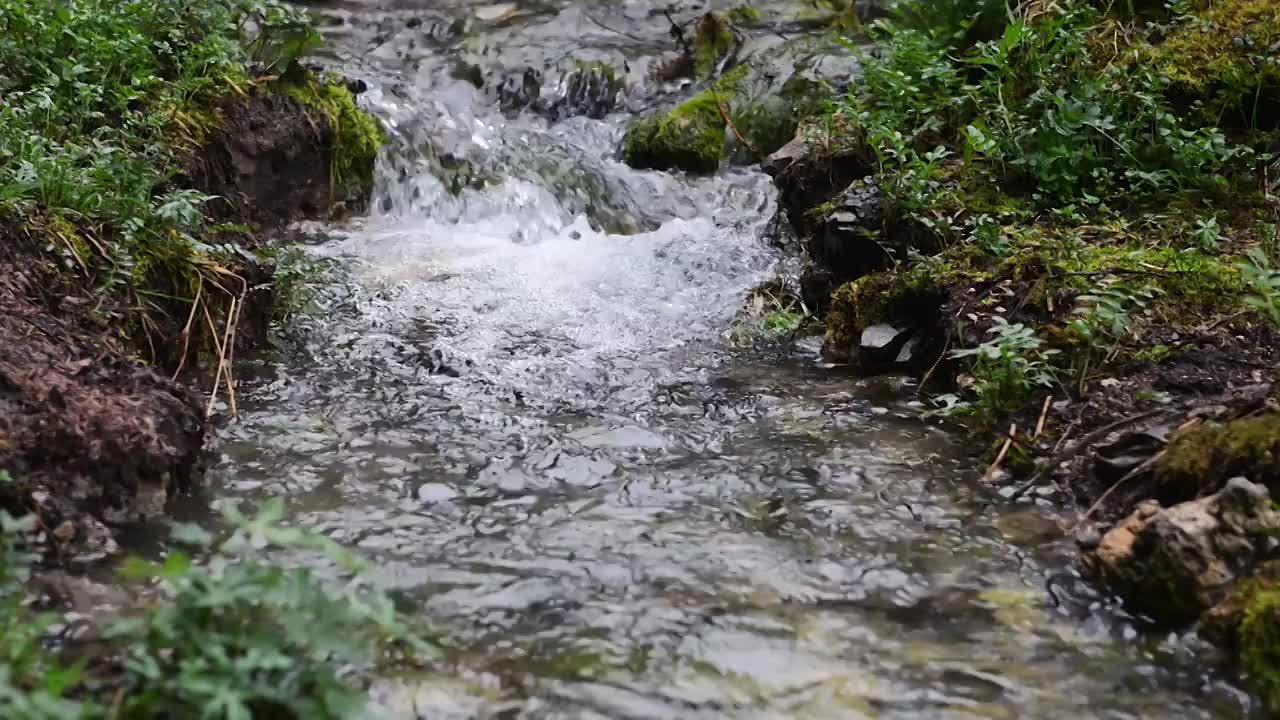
[208,2,1247,716]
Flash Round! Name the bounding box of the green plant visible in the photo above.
[1069,281,1162,360]
[1237,248,1280,330]
[731,281,811,345]
[938,317,1059,421]
[0,513,90,720]
[1193,214,1222,250]
[0,0,339,366]
[843,3,1256,215]
[0,500,437,720]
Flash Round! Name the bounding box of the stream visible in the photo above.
[208,1,1247,717]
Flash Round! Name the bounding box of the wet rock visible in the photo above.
[1080,477,1280,624]
[763,133,810,177]
[541,62,623,121]
[798,262,838,316]
[498,67,542,114]
[813,177,891,279]
[766,126,874,239]
[858,324,912,367]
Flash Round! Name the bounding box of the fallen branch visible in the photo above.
[984,424,1017,482]
[714,93,757,156]
[1033,395,1052,438]
[171,279,204,381]
[1074,448,1166,528]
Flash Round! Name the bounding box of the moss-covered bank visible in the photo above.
[767,0,1280,705]
[0,0,382,556]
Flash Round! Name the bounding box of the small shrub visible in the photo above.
[1237,248,1280,330]
[0,500,437,720]
[938,317,1059,421]
[1069,280,1162,361]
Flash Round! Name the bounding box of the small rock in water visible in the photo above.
[416,483,459,504]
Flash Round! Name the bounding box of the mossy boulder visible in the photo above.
[1202,560,1280,715]
[624,89,730,174]
[626,33,861,173]
[1155,412,1280,502]
[623,67,747,174]
[1079,477,1280,625]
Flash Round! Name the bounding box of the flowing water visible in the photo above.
[208,2,1248,717]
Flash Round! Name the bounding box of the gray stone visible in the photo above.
[860,324,904,350]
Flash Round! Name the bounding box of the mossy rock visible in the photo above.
[728,6,764,28]
[1202,560,1280,715]
[823,271,943,363]
[623,67,747,174]
[281,74,384,199]
[1155,412,1280,502]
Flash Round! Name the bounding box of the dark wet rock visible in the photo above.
[766,130,874,239]
[859,324,912,366]
[1080,477,1280,625]
[798,262,838,316]
[763,133,809,177]
[498,67,543,114]
[451,60,485,88]
[542,63,624,121]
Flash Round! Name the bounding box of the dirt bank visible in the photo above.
[0,79,379,560]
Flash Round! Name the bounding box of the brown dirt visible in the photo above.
[183,86,356,232]
[0,85,364,560]
[1013,327,1280,516]
[0,226,204,558]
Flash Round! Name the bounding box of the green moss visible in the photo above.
[623,67,748,173]
[729,5,764,27]
[824,271,939,359]
[1157,412,1280,501]
[1241,586,1280,714]
[1149,0,1280,126]
[693,12,736,79]
[281,76,384,198]
[1202,561,1280,714]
